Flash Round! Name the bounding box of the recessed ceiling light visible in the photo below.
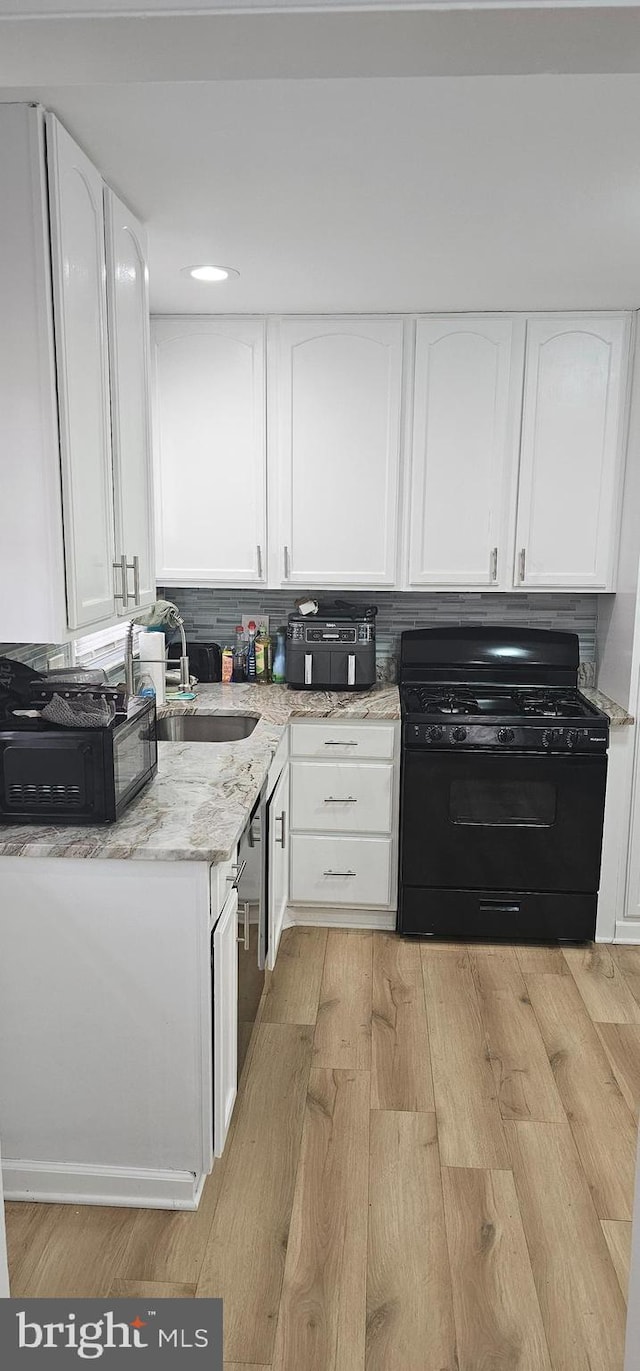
[181,265,239,283]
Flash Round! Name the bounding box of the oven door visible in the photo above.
[401,749,607,895]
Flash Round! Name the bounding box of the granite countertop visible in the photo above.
[581,686,634,727]
[159,681,400,723]
[0,683,399,863]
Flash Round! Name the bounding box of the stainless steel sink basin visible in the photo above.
[156,714,259,743]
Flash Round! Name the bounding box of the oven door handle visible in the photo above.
[479,901,521,915]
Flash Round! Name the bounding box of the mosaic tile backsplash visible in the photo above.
[157,587,599,681]
[1,590,599,684]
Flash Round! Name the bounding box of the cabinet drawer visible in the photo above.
[291,761,393,834]
[290,721,396,761]
[290,835,392,907]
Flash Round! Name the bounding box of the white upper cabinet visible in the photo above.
[407,317,525,588]
[515,315,631,590]
[152,318,267,586]
[46,114,116,631]
[104,188,155,614]
[271,317,404,587]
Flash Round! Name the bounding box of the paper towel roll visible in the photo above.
[138,629,166,705]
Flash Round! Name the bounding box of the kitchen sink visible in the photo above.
[156,714,259,743]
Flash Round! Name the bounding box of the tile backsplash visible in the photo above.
[157,587,599,678]
[1,590,599,684]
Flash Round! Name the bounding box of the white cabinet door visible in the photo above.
[152,317,267,586]
[268,764,289,971]
[272,317,404,586]
[46,115,116,630]
[104,188,155,613]
[213,886,238,1158]
[408,317,524,587]
[515,315,631,589]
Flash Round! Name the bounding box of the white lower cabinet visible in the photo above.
[212,886,238,1159]
[288,721,399,911]
[291,760,393,834]
[290,834,393,907]
[268,763,290,970]
[289,721,396,761]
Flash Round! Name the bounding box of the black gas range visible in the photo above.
[398,626,609,944]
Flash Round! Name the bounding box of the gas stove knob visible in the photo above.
[451,726,468,743]
[565,729,577,748]
[426,725,443,743]
[542,728,561,748]
[497,727,514,744]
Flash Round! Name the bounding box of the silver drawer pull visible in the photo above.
[126,554,140,606]
[323,869,356,877]
[324,797,357,803]
[237,900,250,951]
[113,553,128,608]
[323,740,358,747]
[227,858,247,890]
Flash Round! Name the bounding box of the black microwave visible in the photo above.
[0,697,157,825]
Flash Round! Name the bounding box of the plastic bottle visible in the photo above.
[246,621,257,681]
[136,670,156,700]
[256,628,271,682]
[232,625,246,683]
[221,645,234,683]
[272,627,287,684]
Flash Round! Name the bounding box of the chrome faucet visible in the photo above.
[125,600,190,697]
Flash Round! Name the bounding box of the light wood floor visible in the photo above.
[7,930,640,1370]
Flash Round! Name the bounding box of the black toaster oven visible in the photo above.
[0,696,157,825]
[286,602,377,691]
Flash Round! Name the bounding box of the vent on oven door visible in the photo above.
[7,782,83,808]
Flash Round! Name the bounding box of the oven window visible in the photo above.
[449,779,557,827]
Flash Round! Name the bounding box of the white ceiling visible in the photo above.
[2,74,640,313]
[2,2,640,314]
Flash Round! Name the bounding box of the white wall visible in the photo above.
[598,314,640,710]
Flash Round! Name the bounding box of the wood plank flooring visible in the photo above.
[6,929,640,1371]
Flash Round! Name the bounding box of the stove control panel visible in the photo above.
[405,722,608,752]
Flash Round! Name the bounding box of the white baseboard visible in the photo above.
[2,1158,207,1211]
[285,904,396,931]
[615,919,640,945]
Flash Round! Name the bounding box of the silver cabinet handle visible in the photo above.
[283,545,290,579]
[257,544,263,579]
[275,811,286,847]
[227,858,247,890]
[490,547,498,582]
[323,869,356,877]
[519,547,526,582]
[126,554,140,606]
[113,553,129,608]
[324,796,357,803]
[237,899,250,951]
[324,740,358,747]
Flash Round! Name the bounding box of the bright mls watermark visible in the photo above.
[0,1300,223,1365]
